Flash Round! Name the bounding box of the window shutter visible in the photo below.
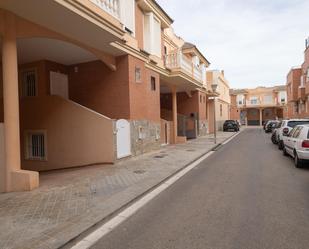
[143,12,161,57]
[119,0,135,35]
[144,13,151,53]
[153,17,161,57]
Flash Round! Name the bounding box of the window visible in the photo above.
[22,69,37,97]
[300,76,304,87]
[289,127,298,137]
[25,131,46,160]
[150,76,156,91]
[292,127,303,138]
[294,103,299,114]
[164,46,167,56]
[287,120,309,128]
[135,67,141,83]
[279,91,287,103]
[220,104,223,117]
[203,96,206,103]
[200,95,202,103]
[236,94,245,105]
[250,96,258,105]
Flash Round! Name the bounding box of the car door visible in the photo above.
[290,127,303,153]
[293,126,304,151]
[284,127,298,155]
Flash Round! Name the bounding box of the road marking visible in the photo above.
[221,130,243,145]
[70,132,242,249]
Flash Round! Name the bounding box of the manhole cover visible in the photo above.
[134,170,146,174]
[186,149,196,152]
[154,155,166,158]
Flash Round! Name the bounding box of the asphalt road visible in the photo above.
[91,128,309,249]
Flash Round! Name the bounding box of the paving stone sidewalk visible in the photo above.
[0,131,238,249]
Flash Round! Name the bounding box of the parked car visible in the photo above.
[223,120,239,132]
[271,121,282,144]
[265,120,279,133]
[263,120,272,131]
[277,119,309,150]
[282,124,309,168]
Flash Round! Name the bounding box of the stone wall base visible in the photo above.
[130,120,161,156]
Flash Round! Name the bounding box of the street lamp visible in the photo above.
[211,83,218,144]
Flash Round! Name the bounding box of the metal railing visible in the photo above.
[165,50,203,83]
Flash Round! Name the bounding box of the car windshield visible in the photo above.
[225,120,235,124]
[287,121,309,128]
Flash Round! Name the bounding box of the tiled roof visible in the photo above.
[273,85,286,91]
[182,42,195,50]
[229,89,248,95]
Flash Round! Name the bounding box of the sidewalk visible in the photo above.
[0,131,239,249]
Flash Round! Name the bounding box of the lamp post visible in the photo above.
[211,83,218,144]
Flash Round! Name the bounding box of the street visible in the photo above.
[91,128,309,249]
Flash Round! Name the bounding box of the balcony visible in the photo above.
[165,50,204,84]
[246,100,261,107]
[90,0,120,19]
[245,99,285,108]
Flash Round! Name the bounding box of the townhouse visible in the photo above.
[286,37,309,118]
[0,0,216,192]
[206,70,231,132]
[230,86,287,125]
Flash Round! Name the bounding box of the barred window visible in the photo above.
[26,131,46,160]
[22,70,37,97]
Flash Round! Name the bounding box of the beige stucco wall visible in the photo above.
[207,70,231,131]
[207,70,231,103]
[216,100,230,130]
[20,95,115,171]
[0,123,5,192]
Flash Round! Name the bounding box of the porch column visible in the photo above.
[2,13,39,192]
[259,108,263,126]
[172,86,178,144]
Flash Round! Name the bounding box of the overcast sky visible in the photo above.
[156,0,309,89]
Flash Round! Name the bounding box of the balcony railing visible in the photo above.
[90,0,120,19]
[246,100,261,106]
[165,50,204,83]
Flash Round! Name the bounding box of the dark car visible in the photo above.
[265,120,279,133]
[223,120,239,132]
[263,120,274,131]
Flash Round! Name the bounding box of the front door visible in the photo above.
[116,119,131,159]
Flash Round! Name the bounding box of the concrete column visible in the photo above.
[2,13,39,192]
[259,109,263,126]
[171,86,178,144]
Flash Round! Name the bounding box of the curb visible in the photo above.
[60,131,242,249]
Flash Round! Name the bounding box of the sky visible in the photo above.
[156,0,309,89]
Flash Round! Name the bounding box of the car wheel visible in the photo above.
[278,140,284,150]
[294,152,303,168]
[283,147,288,156]
[271,134,277,144]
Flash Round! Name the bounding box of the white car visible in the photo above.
[282,124,309,168]
[277,119,309,150]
